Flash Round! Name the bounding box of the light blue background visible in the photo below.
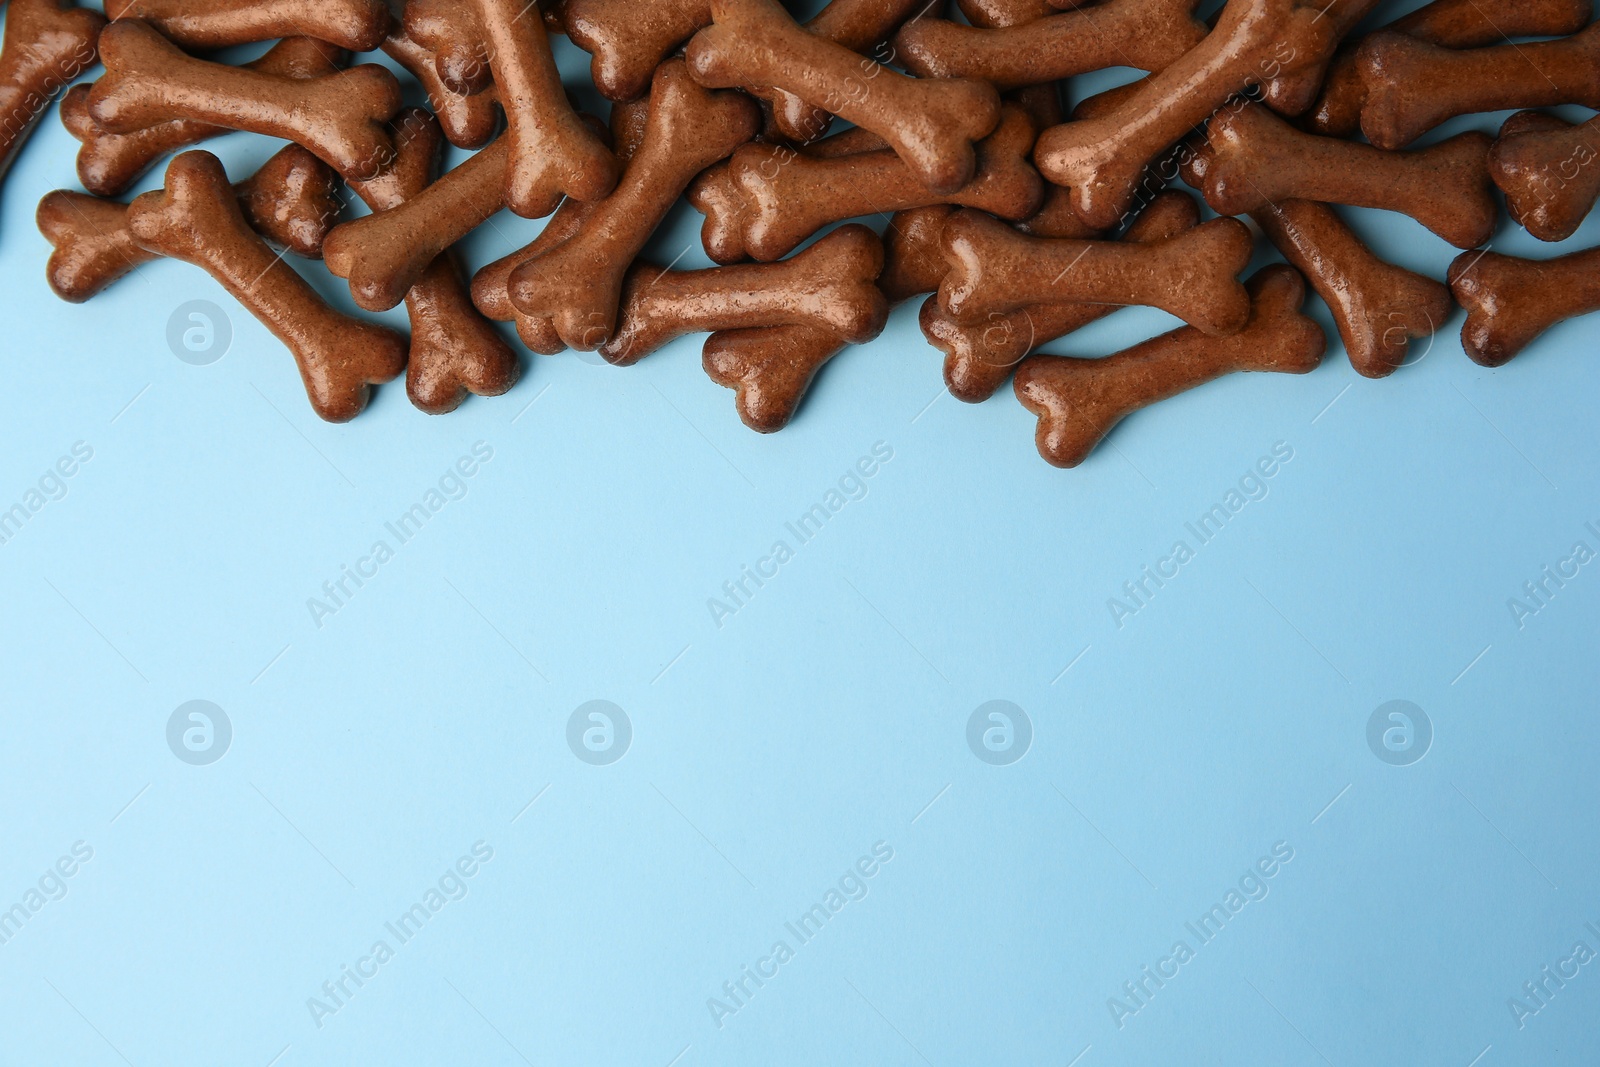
[3,2,1599,1064]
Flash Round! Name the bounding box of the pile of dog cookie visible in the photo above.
[7,0,1600,466]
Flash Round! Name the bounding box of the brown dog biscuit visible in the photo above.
[881,205,955,306]
[380,22,499,150]
[0,0,105,190]
[895,0,1207,91]
[1358,23,1600,151]
[507,60,761,350]
[1257,200,1453,379]
[105,0,392,51]
[1448,246,1600,367]
[1308,0,1594,139]
[567,0,712,102]
[127,151,406,421]
[754,0,931,144]
[1014,266,1325,468]
[468,0,621,215]
[687,0,1001,195]
[344,107,520,414]
[601,223,889,365]
[1181,132,1450,379]
[62,37,346,197]
[939,209,1254,336]
[730,103,1043,262]
[1258,0,1381,117]
[1490,110,1600,243]
[921,189,1199,404]
[703,323,853,433]
[89,20,401,181]
[1199,101,1497,250]
[37,145,342,302]
[1015,185,1105,241]
[1034,0,1335,229]
[688,125,890,265]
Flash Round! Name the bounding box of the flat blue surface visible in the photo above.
[4,4,1600,1065]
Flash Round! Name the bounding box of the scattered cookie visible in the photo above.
[1490,109,1600,244]
[128,151,406,422]
[1449,246,1600,367]
[1015,266,1325,468]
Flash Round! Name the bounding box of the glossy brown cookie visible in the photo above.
[105,0,391,51]
[1449,246,1600,367]
[63,36,344,198]
[507,59,761,350]
[1490,109,1600,244]
[938,210,1254,336]
[0,0,105,193]
[37,144,342,302]
[921,189,1200,404]
[127,151,406,422]
[89,19,401,181]
[687,0,1001,195]
[1199,101,1496,250]
[1014,266,1325,468]
[1034,0,1335,228]
[601,223,888,365]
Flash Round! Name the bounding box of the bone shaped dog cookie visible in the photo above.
[343,107,520,415]
[1308,0,1594,138]
[567,0,712,101]
[730,103,1043,262]
[688,125,888,265]
[687,0,1001,195]
[63,36,344,197]
[1014,266,1325,468]
[467,0,621,215]
[894,0,1207,91]
[1180,133,1450,379]
[1198,101,1497,250]
[0,0,106,192]
[37,145,342,302]
[1490,110,1600,244]
[921,189,1200,404]
[105,0,392,51]
[751,0,931,144]
[1448,246,1600,367]
[1034,0,1335,229]
[601,223,889,365]
[89,20,401,181]
[128,151,406,422]
[380,21,499,150]
[508,59,761,351]
[1358,22,1600,150]
[938,210,1254,336]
